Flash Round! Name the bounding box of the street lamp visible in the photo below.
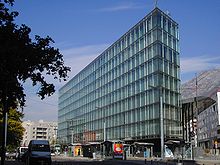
[71,129,74,144]
[96,106,106,142]
[67,118,85,144]
[160,91,164,159]
[54,126,58,144]
[149,85,164,159]
[96,106,106,158]
[67,119,75,144]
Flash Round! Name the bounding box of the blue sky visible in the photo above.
[13,0,220,121]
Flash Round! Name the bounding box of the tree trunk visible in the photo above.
[1,90,7,165]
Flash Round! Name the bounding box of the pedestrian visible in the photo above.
[78,149,80,156]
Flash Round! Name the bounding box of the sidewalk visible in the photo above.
[53,155,220,165]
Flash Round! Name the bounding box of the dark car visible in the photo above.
[21,150,28,162]
[25,140,52,165]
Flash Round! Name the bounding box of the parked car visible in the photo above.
[15,146,28,161]
[25,140,52,165]
[6,152,16,160]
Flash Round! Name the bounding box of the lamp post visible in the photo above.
[103,121,106,141]
[160,94,164,159]
[71,129,74,144]
[67,118,85,144]
[149,85,164,159]
[54,126,58,144]
[96,106,106,158]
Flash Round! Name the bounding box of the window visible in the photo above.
[140,38,144,50]
[147,32,152,45]
[147,17,151,31]
[163,17,167,31]
[163,32,167,45]
[140,23,144,36]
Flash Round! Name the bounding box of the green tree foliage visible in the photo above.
[0,107,24,151]
[0,0,71,108]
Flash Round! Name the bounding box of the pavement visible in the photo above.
[53,155,220,165]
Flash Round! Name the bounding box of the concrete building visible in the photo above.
[22,120,58,146]
[58,7,181,154]
[182,69,220,150]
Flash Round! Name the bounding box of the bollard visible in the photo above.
[145,158,146,164]
[151,160,153,164]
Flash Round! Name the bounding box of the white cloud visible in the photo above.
[24,43,220,122]
[180,56,220,74]
[23,93,58,121]
[23,43,109,121]
[98,2,145,12]
[61,44,109,79]
[61,44,109,57]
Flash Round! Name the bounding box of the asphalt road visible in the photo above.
[3,156,220,165]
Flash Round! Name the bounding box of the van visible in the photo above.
[25,140,51,165]
[15,146,28,161]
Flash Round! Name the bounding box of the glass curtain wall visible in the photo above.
[58,8,181,144]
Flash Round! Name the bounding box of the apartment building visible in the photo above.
[22,120,57,146]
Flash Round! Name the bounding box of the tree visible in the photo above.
[0,108,25,151]
[0,0,70,163]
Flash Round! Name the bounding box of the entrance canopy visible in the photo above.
[69,143,82,146]
[132,142,154,146]
[101,140,124,145]
[165,139,185,146]
[83,142,101,146]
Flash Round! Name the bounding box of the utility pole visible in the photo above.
[195,73,198,147]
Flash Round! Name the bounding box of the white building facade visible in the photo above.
[21,120,58,146]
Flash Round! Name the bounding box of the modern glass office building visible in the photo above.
[58,8,181,147]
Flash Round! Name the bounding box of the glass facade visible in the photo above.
[58,8,181,144]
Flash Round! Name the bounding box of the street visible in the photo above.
[3,156,220,165]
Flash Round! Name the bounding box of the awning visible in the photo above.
[132,142,154,146]
[83,142,101,146]
[101,140,124,145]
[69,143,82,146]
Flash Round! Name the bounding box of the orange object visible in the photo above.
[113,143,123,154]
